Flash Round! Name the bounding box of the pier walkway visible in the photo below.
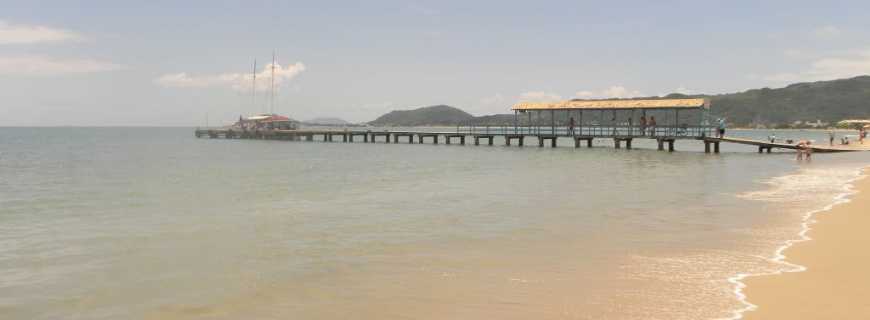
[706,136,858,153]
[196,98,867,153]
[195,125,721,152]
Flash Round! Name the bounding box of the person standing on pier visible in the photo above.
[648,116,656,136]
[717,118,726,138]
[568,117,576,136]
[640,115,647,136]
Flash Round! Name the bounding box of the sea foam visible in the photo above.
[723,165,866,320]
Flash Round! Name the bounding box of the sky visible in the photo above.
[1,0,869,126]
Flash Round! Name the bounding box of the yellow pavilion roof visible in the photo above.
[511,98,709,111]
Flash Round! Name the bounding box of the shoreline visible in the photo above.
[733,166,869,319]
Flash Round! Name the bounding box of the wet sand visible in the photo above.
[743,167,870,319]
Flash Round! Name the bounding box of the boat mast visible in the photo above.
[270,51,276,115]
[252,59,257,114]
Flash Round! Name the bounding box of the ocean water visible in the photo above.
[1,127,868,319]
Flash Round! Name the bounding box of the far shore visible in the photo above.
[743,167,870,319]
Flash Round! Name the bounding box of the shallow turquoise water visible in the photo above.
[1,127,867,319]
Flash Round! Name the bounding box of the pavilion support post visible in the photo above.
[538,136,544,147]
[657,139,664,151]
[675,109,680,137]
[514,110,518,134]
[527,112,532,135]
[705,141,711,153]
[668,140,675,152]
[551,137,557,147]
[575,138,580,148]
[614,139,621,149]
[551,110,556,136]
[714,142,720,153]
[626,139,632,149]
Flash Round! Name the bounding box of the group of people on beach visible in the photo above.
[826,127,867,146]
[796,140,813,161]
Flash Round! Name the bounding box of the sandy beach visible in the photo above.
[743,167,870,319]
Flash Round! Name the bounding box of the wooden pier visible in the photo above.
[195,127,869,154]
[706,136,855,153]
[198,98,867,154]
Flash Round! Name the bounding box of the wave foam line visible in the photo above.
[721,167,867,320]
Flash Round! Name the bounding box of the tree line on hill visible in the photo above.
[365,76,870,128]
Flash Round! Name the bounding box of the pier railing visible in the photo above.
[456,124,716,139]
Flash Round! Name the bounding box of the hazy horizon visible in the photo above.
[2,0,870,126]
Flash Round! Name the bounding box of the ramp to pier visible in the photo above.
[708,137,856,153]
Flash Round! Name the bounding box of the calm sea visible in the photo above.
[1,127,868,319]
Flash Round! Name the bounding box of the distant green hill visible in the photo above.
[369,105,473,126]
[704,76,870,126]
[367,76,870,127]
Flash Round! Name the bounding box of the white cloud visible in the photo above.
[601,86,642,98]
[155,62,306,92]
[0,20,82,45]
[761,49,870,83]
[0,55,122,75]
[574,90,595,98]
[673,86,693,95]
[812,25,841,39]
[573,86,644,99]
[480,93,505,105]
[519,91,562,101]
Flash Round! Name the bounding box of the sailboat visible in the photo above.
[234,53,298,131]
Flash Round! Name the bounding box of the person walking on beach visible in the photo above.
[805,141,813,160]
[796,140,806,160]
[828,129,835,146]
[860,127,866,144]
[717,118,726,138]
[568,117,576,136]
